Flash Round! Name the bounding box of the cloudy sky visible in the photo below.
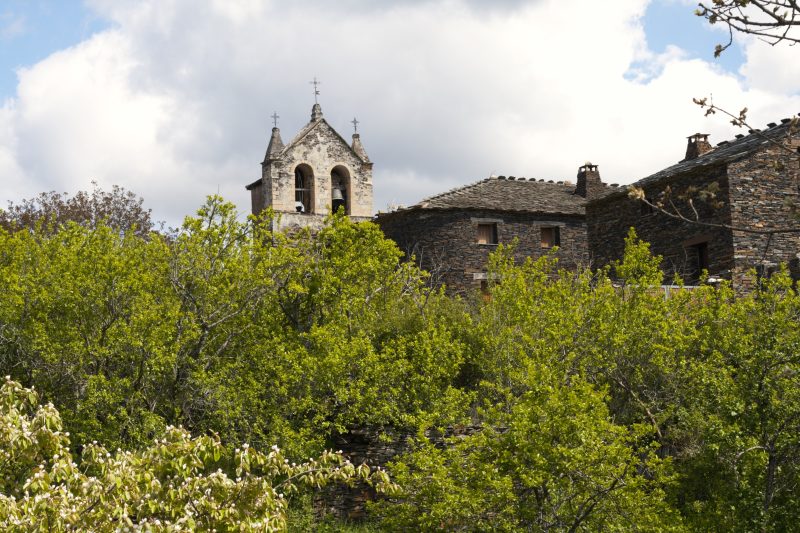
[1,0,798,226]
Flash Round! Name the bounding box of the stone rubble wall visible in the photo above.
[587,165,735,284]
[727,141,800,289]
[377,208,588,295]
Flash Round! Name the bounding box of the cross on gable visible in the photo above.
[271,112,280,128]
[351,117,359,133]
[309,77,321,104]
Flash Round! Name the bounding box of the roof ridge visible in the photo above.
[622,114,798,194]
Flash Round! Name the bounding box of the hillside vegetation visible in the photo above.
[1,196,799,531]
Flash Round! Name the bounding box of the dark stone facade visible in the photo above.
[588,122,800,287]
[727,139,800,288]
[378,119,799,294]
[587,164,735,284]
[378,207,588,295]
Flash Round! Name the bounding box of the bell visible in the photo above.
[332,187,344,201]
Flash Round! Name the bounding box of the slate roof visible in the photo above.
[594,117,798,202]
[393,176,593,216]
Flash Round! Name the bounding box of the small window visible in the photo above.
[541,227,561,249]
[477,223,498,245]
[480,280,491,301]
[691,242,709,281]
[640,198,655,216]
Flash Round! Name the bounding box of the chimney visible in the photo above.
[574,162,603,200]
[683,133,712,161]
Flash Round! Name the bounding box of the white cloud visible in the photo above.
[1,0,798,224]
[740,36,800,96]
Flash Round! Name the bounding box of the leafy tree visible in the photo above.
[0,377,396,531]
[0,217,174,449]
[0,182,154,236]
[0,196,468,457]
[376,368,681,532]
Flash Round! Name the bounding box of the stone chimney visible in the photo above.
[683,133,712,161]
[574,162,603,200]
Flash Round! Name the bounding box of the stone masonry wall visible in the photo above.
[727,140,800,288]
[269,213,372,233]
[377,209,588,295]
[587,165,735,284]
[265,121,373,217]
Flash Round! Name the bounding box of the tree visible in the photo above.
[696,0,800,56]
[375,369,681,531]
[0,182,154,236]
[0,195,469,457]
[0,377,396,531]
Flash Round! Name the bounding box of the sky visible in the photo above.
[1,0,798,226]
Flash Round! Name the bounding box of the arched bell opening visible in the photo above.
[294,164,314,213]
[330,165,350,215]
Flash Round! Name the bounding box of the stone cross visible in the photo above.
[351,117,359,133]
[310,77,321,104]
[271,112,279,128]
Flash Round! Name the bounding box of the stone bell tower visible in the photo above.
[245,99,374,231]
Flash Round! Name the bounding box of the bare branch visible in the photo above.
[696,1,800,55]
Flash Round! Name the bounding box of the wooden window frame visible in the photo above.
[476,223,498,245]
[540,226,561,249]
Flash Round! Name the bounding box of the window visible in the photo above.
[477,223,498,245]
[294,165,314,213]
[691,242,709,281]
[541,226,561,249]
[640,197,655,216]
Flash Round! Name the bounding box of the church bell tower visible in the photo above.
[245,82,374,230]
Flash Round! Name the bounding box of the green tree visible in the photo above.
[0,377,396,531]
[377,368,681,531]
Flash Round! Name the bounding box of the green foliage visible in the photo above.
[3,194,800,530]
[377,370,680,531]
[0,377,396,531]
[613,227,664,286]
[0,196,465,457]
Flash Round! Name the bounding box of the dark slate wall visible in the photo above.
[727,142,800,288]
[587,165,735,284]
[377,208,588,295]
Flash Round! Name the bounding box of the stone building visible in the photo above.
[376,165,617,295]
[245,104,798,293]
[587,120,800,288]
[246,103,373,231]
[376,117,799,294]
